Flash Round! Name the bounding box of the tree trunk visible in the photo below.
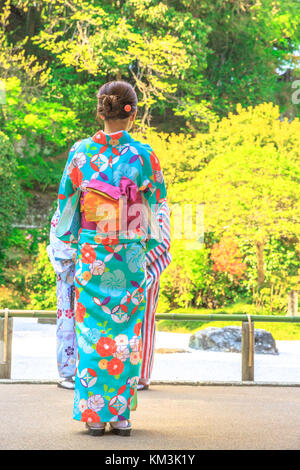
[255,240,265,287]
[26,7,37,37]
[287,290,298,316]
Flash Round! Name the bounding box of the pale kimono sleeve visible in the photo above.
[55,141,82,249]
[137,144,168,252]
[47,206,76,280]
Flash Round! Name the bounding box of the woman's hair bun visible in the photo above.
[99,94,120,119]
[97,81,138,121]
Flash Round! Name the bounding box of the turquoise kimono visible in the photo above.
[55,130,167,423]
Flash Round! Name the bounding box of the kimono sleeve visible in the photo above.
[47,206,76,275]
[138,144,167,206]
[145,200,171,265]
[55,141,82,249]
[137,144,168,252]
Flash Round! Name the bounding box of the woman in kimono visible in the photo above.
[47,208,77,389]
[55,81,167,436]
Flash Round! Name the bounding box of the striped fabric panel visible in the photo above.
[141,202,172,381]
[146,253,172,289]
[141,266,161,381]
[146,201,171,267]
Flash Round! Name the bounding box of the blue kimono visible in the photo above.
[55,129,167,423]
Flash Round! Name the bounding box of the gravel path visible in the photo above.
[10,319,300,383]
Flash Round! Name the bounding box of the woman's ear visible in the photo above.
[130,111,137,122]
[128,111,137,131]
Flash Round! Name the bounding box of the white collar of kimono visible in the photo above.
[91,129,134,146]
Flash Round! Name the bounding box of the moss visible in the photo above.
[156,303,300,339]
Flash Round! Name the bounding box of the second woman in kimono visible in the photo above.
[55,80,167,436]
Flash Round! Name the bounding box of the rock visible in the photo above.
[189,326,278,355]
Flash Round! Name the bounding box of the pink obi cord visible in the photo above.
[81,177,143,231]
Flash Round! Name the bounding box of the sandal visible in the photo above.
[137,383,149,390]
[57,377,75,390]
[110,420,132,436]
[138,379,150,391]
[86,422,106,436]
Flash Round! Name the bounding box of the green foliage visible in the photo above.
[239,236,299,312]
[7,0,300,131]
[160,240,247,311]
[133,129,211,190]
[0,226,50,308]
[26,242,56,309]
[1,76,79,188]
[180,103,300,241]
[173,98,218,133]
[156,300,300,340]
[0,285,26,309]
[2,227,49,262]
[188,0,300,120]
[45,73,100,136]
[156,302,262,333]
[25,0,202,127]
[160,241,210,309]
[0,131,26,257]
[158,316,300,340]
[1,1,300,315]
[0,1,49,84]
[240,237,299,290]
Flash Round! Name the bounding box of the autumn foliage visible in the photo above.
[210,237,247,280]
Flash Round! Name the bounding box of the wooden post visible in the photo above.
[287,290,298,316]
[0,310,13,379]
[241,320,254,381]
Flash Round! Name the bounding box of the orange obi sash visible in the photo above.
[81,177,143,234]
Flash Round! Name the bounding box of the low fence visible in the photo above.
[1,309,300,382]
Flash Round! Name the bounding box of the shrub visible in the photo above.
[26,242,57,309]
[239,236,299,312]
[160,240,246,310]
[211,236,247,279]
[0,131,26,258]
[0,285,27,309]
[1,77,79,189]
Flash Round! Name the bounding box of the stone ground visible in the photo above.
[1,384,300,450]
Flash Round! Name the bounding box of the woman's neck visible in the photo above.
[104,119,130,134]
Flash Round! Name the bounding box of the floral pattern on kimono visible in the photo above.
[56,130,167,423]
[47,208,77,378]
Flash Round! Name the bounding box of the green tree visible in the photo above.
[0,76,79,189]
[26,242,56,309]
[0,131,26,257]
[179,102,300,286]
[28,0,201,127]
[0,1,49,84]
[6,0,300,131]
[177,0,300,120]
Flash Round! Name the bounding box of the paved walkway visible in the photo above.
[1,384,300,450]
